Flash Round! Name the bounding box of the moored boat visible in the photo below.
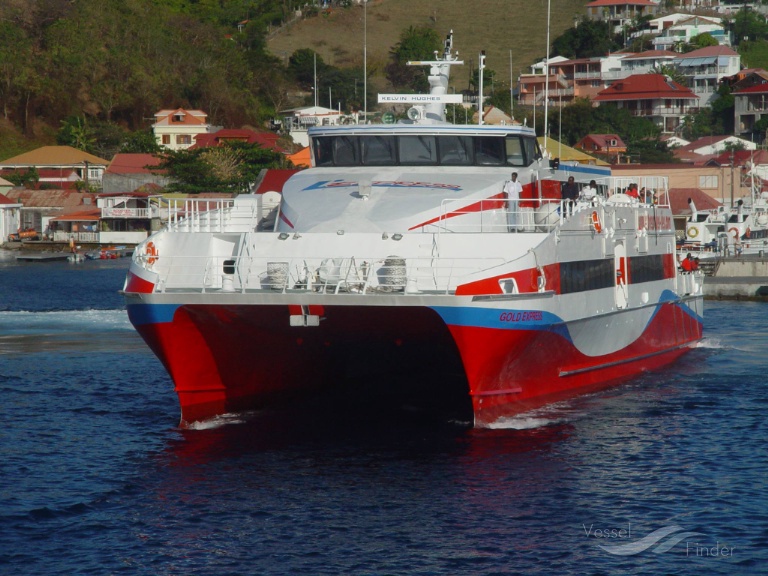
[123,33,704,427]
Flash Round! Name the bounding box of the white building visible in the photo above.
[651,15,728,51]
[672,45,741,107]
[152,109,221,151]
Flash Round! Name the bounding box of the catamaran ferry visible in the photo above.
[123,33,704,426]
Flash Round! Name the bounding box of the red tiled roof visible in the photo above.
[678,135,730,152]
[255,169,299,194]
[659,188,722,216]
[594,74,697,101]
[107,154,163,175]
[710,149,768,167]
[0,193,19,205]
[732,83,768,95]
[36,169,79,179]
[191,129,289,154]
[586,0,655,6]
[578,134,627,149]
[676,45,739,58]
[7,189,98,208]
[50,208,101,222]
[672,150,719,165]
[153,108,207,126]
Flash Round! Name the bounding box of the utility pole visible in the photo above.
[509,50,514,119]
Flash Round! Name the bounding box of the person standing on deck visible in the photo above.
[503,172,523,231]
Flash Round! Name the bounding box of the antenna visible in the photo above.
[478,50,485,126]
[543,0,551,151]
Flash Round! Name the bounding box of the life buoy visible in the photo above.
[591,211,602,233]
[146,241,158,265]
[687,226,699,239]
[729,227,739,240]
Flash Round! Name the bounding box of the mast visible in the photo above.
[363,0,367,121]
[543,0,551,151]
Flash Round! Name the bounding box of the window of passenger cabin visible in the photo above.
[438,136,473,165]
[474,137,505,165]
[361,135,396,166]
[399,135,438,165]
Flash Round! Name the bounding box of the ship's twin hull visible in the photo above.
[127,294,703,427]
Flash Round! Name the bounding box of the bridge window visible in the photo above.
[474,136,505,165]
[506,137,525,166]
[399,135,438,165]
[438,136,473,165]
[311,134,538,168]
[361,135,396,166]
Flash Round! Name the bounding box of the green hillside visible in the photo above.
[267,0,588,92]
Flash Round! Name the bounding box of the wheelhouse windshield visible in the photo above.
[312,134,541,168]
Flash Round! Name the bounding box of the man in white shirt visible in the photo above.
[581,179,598,200]
[503,172,523,231]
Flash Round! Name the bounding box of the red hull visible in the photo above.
[128,300,701,427]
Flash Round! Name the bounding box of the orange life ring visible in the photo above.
[728,227,739,240]
[591,210,602,233]
[146,241,158,265]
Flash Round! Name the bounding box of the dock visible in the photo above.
[16,253,72,262]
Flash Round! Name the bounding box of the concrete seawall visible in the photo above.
[702,256,768,301]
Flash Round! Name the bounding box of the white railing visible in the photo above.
[149,253,511,296]
[166,198,238,232]
[54,231,99,243]
[102,207,150,218]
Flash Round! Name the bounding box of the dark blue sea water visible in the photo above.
[1,249,767,575]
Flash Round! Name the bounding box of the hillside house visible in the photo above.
[153,108,221,151]
[0,146,109,189]
[3,189,98,235]
[585,0,659,33]
[733,83,768,138]
[593,74,698,134]
[102,154,171,194]
[278,106,348,147]
[574,134,627,162]
[0,192,22,243]
[651,15,728,51]
[672,46,740,107]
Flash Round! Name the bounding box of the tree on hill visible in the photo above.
[551,18,620,59]
[687,33,719,51]
[554,99,674,163]
[385,26,442,92]
[155,142,287,194]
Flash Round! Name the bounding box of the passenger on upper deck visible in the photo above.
[581,180,598,200]
[625,183,639,199]
[562,176,579,202]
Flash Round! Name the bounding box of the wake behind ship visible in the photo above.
[123,33,704,427]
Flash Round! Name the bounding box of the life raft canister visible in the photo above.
[145,241,158,265]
